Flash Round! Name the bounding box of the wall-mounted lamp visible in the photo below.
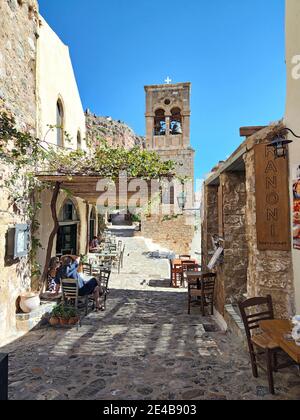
[177,191,200,212]
[268,128,300,159]
[177,191,187,211]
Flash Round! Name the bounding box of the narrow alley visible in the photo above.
[2,235,300,401]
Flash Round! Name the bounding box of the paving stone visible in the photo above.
[1,235,300,400]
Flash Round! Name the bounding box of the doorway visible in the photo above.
[56,199,80,256]
[56,225,77,256]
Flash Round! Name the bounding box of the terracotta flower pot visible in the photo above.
[59,318,69,326]
[49,317,59,326]
[69,317,79,326]
[20,292,40,314]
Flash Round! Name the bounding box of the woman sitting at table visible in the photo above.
[54,256,104,311]
[47,257,61,292]
[89,237,99,253]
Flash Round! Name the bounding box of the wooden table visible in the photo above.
[260,320,300,364]
[170,260,196,288]
[172,259,197,266]
[184,270,210,284]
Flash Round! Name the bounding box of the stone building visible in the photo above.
[201,0,300,323]
[0,2,102,343]
[35,16,98,267]
[141,82,195,254]
[201,125,295,322]
[0,0,40,342]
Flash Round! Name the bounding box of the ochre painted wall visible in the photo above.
[285,0,300,313]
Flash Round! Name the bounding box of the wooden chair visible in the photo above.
[82,263,92,276]
[188,273,216,316]
[121,245,126,268]
[238,296,280,395]
[61,278,89,316]
[171,263,183,288]
[99,269,111,310]
[117,245,126,274]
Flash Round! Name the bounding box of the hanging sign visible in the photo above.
[255,144,291,251]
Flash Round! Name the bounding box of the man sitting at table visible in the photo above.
[54,256,104,311]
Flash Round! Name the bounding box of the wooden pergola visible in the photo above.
[37,174,159,206]
[36,173,162,290]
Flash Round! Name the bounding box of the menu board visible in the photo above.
[293,165,300,250]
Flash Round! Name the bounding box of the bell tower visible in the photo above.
[145,82,191,150]
[142,81,195,255]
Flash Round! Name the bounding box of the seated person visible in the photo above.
[48,257,61,292]
[54,256,104,311]
[89,237,99,253]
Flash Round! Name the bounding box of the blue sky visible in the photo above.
[39,0,286,181]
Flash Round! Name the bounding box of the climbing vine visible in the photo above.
[0,111,176,289]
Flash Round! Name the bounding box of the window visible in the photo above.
[59,200,79,222]
[77,131,82,150]
[154,109,166,136]
[56,99,64,146]
[170,107,182,135]
[161,185,175,205]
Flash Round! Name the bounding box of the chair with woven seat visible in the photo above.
[188,272,216,316]
[238,295,280,395]
[61,278,89,316]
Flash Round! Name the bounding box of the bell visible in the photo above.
[172,122,182,135]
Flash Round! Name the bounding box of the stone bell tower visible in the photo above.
[144,81,194,181]
[142,81,195,255]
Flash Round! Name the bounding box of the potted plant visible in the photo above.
[49,304,62,326]
[59,305,71,326]
[68,307,79,325]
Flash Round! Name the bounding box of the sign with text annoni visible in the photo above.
[255,144,291,251]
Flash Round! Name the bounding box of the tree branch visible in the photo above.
[39,182,61,295]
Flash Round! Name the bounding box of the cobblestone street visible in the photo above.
[1,235,300,401]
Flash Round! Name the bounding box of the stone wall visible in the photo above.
[201,185,218,267]
[215,172,247,315]
[155,148,195,180]
[201,185,224,312]
[142,214,195,255]
[0,0,39,341]
[244,150,295,319]
[141,148,195,252]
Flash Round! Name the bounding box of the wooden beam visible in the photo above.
[240,126,267,137]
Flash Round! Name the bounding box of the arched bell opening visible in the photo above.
[154,109,166,136]
[170,107,183,135]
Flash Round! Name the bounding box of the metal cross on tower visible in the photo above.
[164,76,172,85]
